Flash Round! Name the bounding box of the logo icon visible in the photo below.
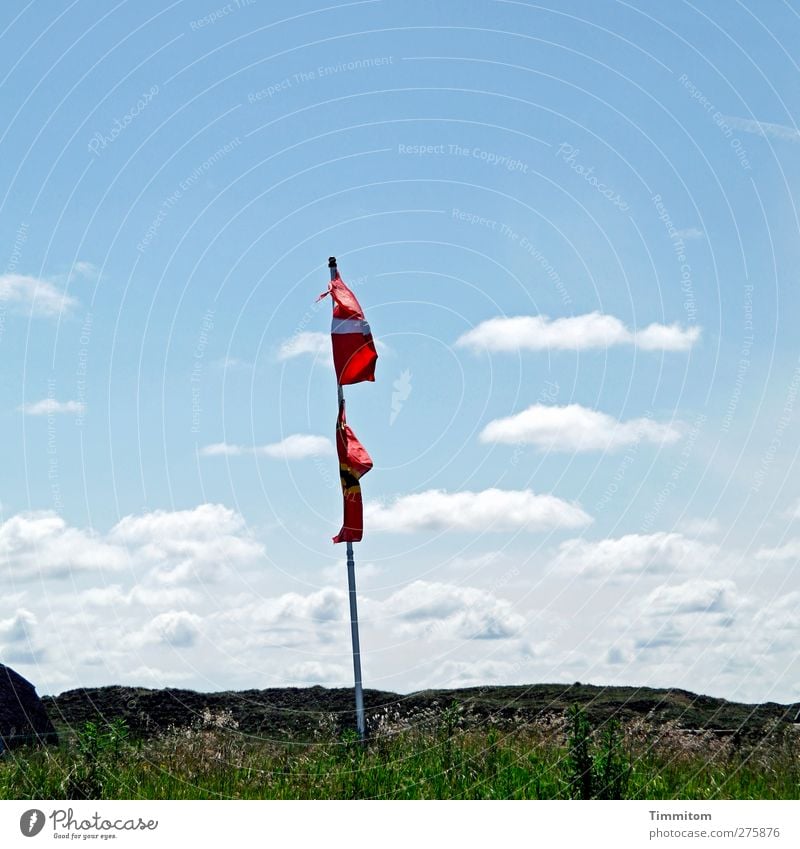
[19,810,45,837]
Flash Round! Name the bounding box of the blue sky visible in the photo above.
[1,0,800,702]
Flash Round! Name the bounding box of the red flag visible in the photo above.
[320,273,377,385]
[333,402,372,544]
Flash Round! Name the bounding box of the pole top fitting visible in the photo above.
[328,256,337,269]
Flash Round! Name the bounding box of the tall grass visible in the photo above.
[1,704,798,800]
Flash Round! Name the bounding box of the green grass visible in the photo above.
[2,704,798,800]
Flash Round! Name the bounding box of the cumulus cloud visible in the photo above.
[215,587,347,651]
[285,661,345,684]
[200,442,244,457]
[0,608,46,664]
[0,511,127,578]
[201,434,333,460]
[380,580,525,640]
[366,488,591,533]
[140,611,203,648]
[70,261,98,281]
[278,331,329,361]
[554,532,718,579]
[0,273,78,317]
[755,540,800,561]
[644,579,737,617]
[0,608,37,643]
[438,659,525,687]
[110,503,264,584]
[480,404,680,452]
[256,435,333,459]
[19,399,85,416]
[456,313,699,353]
[622,579,741,655]
[0,503,264,586]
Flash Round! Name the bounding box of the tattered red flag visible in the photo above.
[333,401,373,544]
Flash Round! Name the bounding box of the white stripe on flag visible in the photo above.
[332,317,370,335]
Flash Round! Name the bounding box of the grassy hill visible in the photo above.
[2,682,797,799]
[42,681,800,742]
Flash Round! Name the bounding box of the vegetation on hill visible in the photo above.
[0,683,796,800]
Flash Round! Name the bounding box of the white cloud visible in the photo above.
[278,331,329,361]
[366,488,591,533]
[110,503,264,584]
[256,587,345,625]
[0,273,78,317]
[644,579,737,616]
[635,323,701,352]
[554,532,718,579]
[456,312,699,353]
[0,608,37,643]
[0,608,46,663]
[200,434,333,460]
[0,511,127,578]
[285,661,345,684]
[756,540,800,561]
[320,561,382,584]
[213,587,347,652]
[200,442,244,457]
[256,434,334,459]
[721,116,800,143]
[0,504,264,587]
[70,261,98,281]
[140,611,203,648]
[480,404,680,452]
[81,584,200,609]
[380,580,525,640]
[438,659,525,687]
[19,399,85,416]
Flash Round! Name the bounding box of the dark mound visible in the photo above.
[41,682,800,743]
[0,664,58,750]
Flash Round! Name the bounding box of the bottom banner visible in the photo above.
[0,800,796,848]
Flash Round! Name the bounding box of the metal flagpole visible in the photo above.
[331,256,366,741]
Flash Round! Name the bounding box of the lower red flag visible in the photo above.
[333,402,372,544]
